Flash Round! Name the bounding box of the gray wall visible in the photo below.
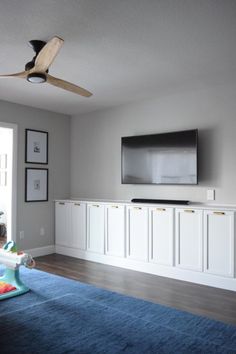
[71,83,236,204]
[0,100,70,249]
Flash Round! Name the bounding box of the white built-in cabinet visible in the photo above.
[204,210,235,277]
[175,208,203,272]
[87,203,105,254]
[55,201,86,250]
[126,205,148,261]
[149,207,174,266]
[105,204,125,257]
[55,201,70,247]
[55,200,236,290]
[71,202,86,250]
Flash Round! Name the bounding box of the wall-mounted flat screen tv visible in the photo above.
[121,129,198,185]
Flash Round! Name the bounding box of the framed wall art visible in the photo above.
[25,168,48,202]
[25,129,48,164]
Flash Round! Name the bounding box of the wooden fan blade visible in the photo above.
[46,74,92,97]
[0,71,27,78]
[34,36,64,72]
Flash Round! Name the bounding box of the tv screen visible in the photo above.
[121,129,198,185]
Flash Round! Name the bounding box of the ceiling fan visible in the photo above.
[0,36,92,97]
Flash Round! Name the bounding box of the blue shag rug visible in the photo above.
[0,266,236,354]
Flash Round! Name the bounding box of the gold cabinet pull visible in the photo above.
[133,206,142,210]
[111,205,119,208]
[213,211,225,215]
[59,202,65,205]
[92,204,99,207]
[74,203,80,206]
[156,208,166,211]
[184,209,195,213]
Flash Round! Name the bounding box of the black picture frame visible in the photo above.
[25,129,48,164]
[25,168,48,202]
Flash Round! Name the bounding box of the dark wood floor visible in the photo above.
[35,254,236,325]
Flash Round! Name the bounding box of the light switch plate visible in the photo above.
[207,189,215,201]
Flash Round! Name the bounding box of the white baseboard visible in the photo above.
[55,245,236,292]
[26,245,55,257]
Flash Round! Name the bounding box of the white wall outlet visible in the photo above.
[19,231,24,240]
[207,189,215,201]
[40,227,45,236]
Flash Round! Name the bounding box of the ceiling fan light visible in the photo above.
[27,72,46,83]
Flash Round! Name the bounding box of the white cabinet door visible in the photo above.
[204,210,235,277]
[175,208,203,271]
[149,207,174,266]
[87,203,105,254]
[126,206,148,261]
[55,201,71,247]
[105,204,125,257]
[71,202,86,250]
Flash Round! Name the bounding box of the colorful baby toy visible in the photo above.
[0,241,35,300]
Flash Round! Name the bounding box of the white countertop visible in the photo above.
[54,198,236,210]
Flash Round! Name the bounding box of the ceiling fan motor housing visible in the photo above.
[25,40,47,72]
[25,57,36,71]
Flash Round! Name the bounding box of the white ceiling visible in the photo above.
[0,0,235,115]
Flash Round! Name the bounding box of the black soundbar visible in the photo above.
[131,198,189,205]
